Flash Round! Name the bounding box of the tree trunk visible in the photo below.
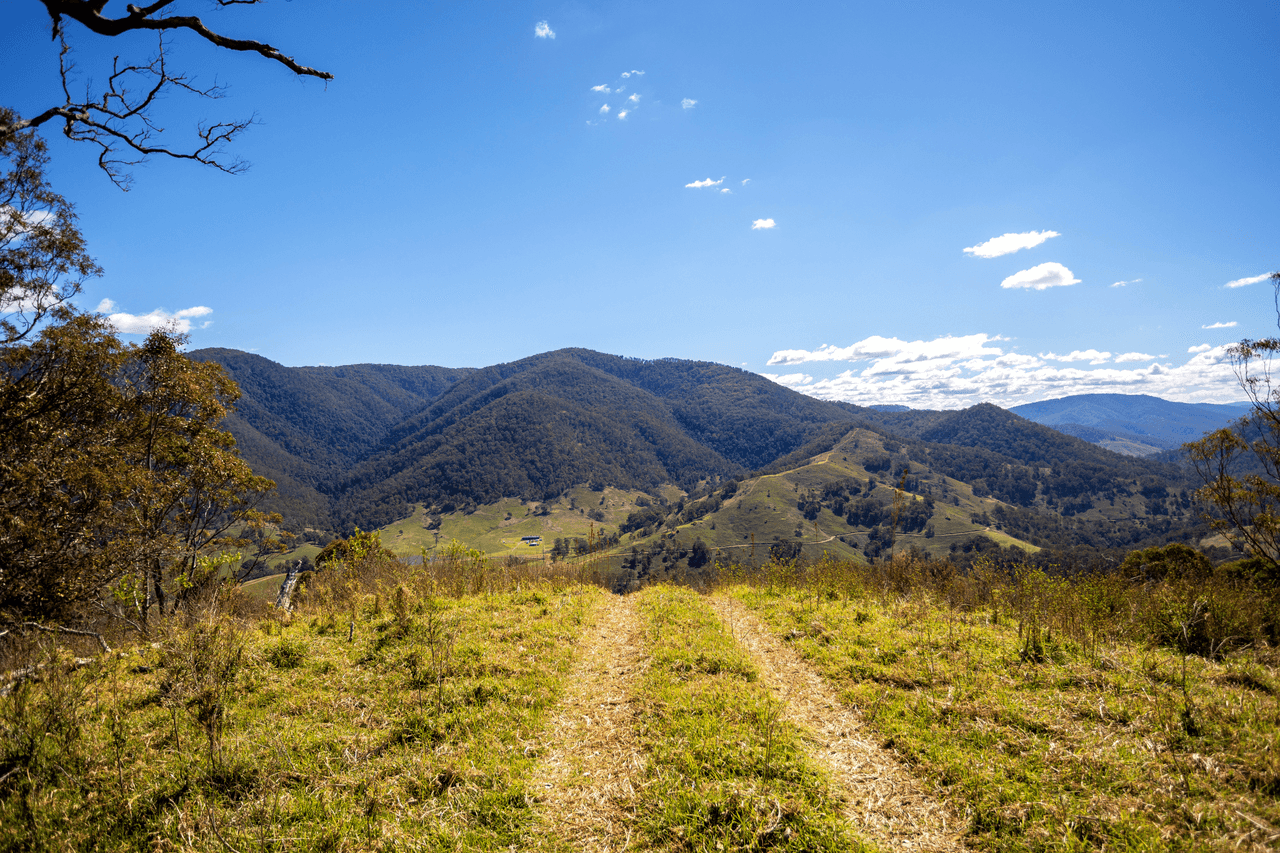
[275,560,302,611]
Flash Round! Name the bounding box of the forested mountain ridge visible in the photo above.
[187,348,474,526]
[329,350,864,528]
[192,347,1206,553]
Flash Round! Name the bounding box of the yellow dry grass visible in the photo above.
[529,593,649,851]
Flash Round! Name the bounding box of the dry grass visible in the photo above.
[528,593,649,851]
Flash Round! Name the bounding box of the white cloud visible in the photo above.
[740,178,750,185]
[1040,349,1112,364]
[1188,344,1212,353]
[685,177,723,188]
[1111,278,1142,287]
[617,110,628,120]
[1114,352,1156,362]
[1202,321,1238,329]
[720,188,731,194]
[762,334,1241,408]
[101,302,213,335]
[0,287,44,314]
[591,84,611,93]
[963,230,1060,259]
[599,104,610,115]
[621,70,644,77]
[751,218,776,230]
[1000,262,1080,291]
[763,373,814,386]
[768,333,1004,367]
[534,21,555,38]
[1224,273,1271,289]
[681,98,697,109]
[628,94,640,103]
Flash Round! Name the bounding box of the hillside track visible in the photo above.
[709,595,969,852]
[528,593,649,851]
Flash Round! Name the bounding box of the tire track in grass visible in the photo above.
[709,595,967,853]
[528,592,647,851]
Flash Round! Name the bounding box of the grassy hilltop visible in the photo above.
[4,548,1277,851]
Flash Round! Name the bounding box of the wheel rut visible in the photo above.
[709,594,968,852]
[529,592,648,851]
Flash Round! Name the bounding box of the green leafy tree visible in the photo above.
[0,315,277,627]
[114,330,278,626]
[1185,271,1280,582]
[0,110,100,344]
[0,2,328,630]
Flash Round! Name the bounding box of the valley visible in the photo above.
[204,347,1235,593]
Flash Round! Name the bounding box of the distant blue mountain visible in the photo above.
[1009,393,1251,456]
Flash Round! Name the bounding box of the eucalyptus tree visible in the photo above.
[1186,272,1280,582]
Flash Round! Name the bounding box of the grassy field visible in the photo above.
[630,585,874,851]
[6,551,1275,851]
[1,566,603,852]
[377,487,650,559]
[724,562,1280,851]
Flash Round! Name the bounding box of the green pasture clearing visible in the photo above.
[240,572,285,602]
[377,488,656,559]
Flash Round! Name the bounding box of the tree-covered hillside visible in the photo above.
[195,347,1209,559]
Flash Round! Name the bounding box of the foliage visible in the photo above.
[0,110,100,345]
[1186,278,1280,584]
[0,316,276,626]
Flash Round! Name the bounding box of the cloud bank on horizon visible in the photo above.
[763,332,1241,409]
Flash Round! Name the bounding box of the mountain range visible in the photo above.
[189,347,1232,562]
[1009,394,1248,456]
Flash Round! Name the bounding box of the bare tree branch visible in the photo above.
[4,621,111,652]
[39,0,332,80]
[0,0,330,187]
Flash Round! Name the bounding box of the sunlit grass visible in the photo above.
[1,580,602,851]
[628,585,878,852]
[730,577,1280,851]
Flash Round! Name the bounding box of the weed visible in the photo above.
[264,636,306,669]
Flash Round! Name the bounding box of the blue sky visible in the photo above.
[3,1,1277,408]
